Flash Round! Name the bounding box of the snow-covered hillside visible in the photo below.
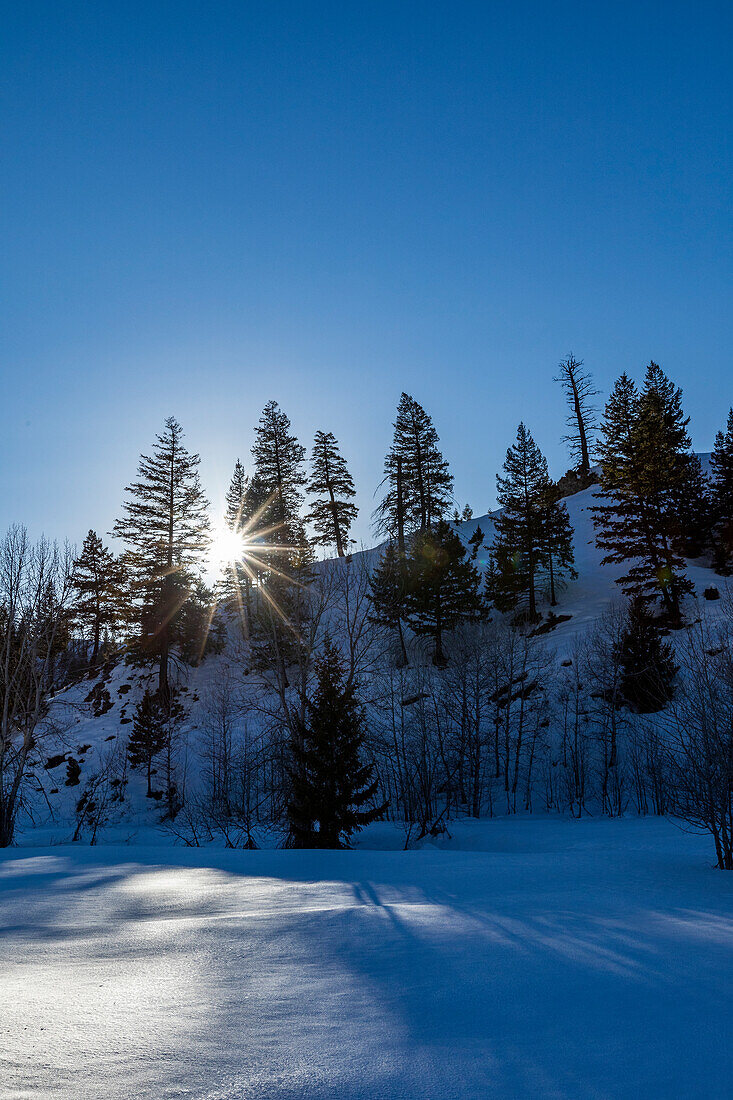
[21,469,727,845]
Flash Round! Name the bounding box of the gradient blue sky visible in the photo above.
[2,1,731,551]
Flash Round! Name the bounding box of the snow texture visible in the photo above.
[2,817,732,1099]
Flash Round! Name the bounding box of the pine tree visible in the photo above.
[489,423,551,621]
[554,354,598,479]
[404,519,483,666]
[616,597,677,713]
[113,417,210,699]
[251,400,306,530]
[593,365,695,623]
[307,430,358,556]
[225,459,249,531]
[249,402,313,684]
[369,541,411,666]
[538,484,577,606]
[287,637,386,848]
[219,460,253,630]
[72,530,123,663]
[128,690,167,796]
[375,393,453,539]
[710,409,733,573]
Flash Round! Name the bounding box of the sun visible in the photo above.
[209,524,247,572]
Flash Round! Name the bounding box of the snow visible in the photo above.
[31,466,728,841]
[2,817,732,1099]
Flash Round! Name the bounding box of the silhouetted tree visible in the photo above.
[72,530,123,663]
[375,393,453,538]
[554,353,598,479]
[128,690,167,797]
[369,541,411,666]
[593,366,695,623]
[490,423,551,621]
[307,430,357,556]
[113,417,210,699]
[405,520,484,665]
[538,484,577,606]
[617,597,677,713]
[288,638,386,847]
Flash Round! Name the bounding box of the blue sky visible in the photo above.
[2,1,731,551]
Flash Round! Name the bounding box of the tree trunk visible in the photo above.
[569,369,591,478]
[396,457,406,557]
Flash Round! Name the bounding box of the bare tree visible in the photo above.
[554,354,598,479]
[72,742,128,844]
[0,528,75,846]
[663,614,733,869]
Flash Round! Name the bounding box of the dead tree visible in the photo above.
[554,354,598,479]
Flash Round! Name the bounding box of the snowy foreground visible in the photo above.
[2,819,732,1100]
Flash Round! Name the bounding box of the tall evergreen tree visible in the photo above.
[113,417,210,699]
[710,409,733,573]
[287,637,386,847]
[72,530,123,663]
[554,354,598,479]
[219,460,252,631]
[251,400,306,529]
[307,430,358,556]
[404,520,484,666]
[489,423,551,621]
[375,393,453,539]
[593,365,695,622]
[249,403,313,684]
[225,459,249,531]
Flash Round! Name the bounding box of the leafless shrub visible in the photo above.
[0,528,75,845]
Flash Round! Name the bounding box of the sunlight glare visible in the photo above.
[209,525,247,571]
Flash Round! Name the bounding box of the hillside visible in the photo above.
[21,465,726,847]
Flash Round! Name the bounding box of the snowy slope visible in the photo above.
[29,462,726,841]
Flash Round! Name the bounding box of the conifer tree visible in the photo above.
[554,354,598,479]
[710,409,733,573]
[247,403,313,683]
[489,423,551,621]
[251,400,306,529]
[375,454,408,553]
[616,597,677,713]
[593,365,695,622]
[127,690,167,797]
[369,541,411,666]
[287,637,386,847]
[219,460,252,630]
[72,530,123,663]
[404,519,483,665]
[307,430,358,556]
[538,484,577,606]
[113,417,210,699]
[225,459,249,531]
[248,402,314,683]
[375,393,453,539]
